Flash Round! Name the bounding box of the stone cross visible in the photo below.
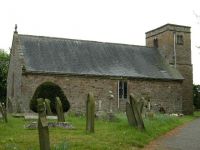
[37,98,50,150]
[109,91,114,113]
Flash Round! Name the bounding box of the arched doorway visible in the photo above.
[30,82,70,113]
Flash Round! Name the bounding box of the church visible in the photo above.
[7,24,193,114]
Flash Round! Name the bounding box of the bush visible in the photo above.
[30,82,70,113]
[0,50,9,104]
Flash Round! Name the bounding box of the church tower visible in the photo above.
[146,24,193,114]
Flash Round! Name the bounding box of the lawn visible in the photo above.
[0,112,198,150]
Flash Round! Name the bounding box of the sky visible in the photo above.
[0,0,200,84]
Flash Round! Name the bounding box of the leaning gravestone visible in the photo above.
[86,92,95,133]
[55,97,65,122]
[0,103,7,123]
[44,99,52,115]
[37,98,50,150]
[126,94,145,130]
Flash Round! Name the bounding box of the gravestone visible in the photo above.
[55,97,65,122]
[37,98,50,150]
[126,94,145,130]
[7,97,13,113]
[86,92,95,133]
[0,103,7,123]
[44,99,52,115]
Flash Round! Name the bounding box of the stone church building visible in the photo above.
[7,24,193,114]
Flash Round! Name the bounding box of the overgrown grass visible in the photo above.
[0,112,198,150]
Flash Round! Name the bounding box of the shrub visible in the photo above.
[30,82,70,113]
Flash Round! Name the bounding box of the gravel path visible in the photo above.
[143,118,200,150]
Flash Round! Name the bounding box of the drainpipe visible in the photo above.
[173,32,177,68]
[117,81,119,109]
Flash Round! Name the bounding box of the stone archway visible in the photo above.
[30,82,70,113]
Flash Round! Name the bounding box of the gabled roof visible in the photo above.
[17,34,183,80]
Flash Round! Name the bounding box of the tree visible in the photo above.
[193,84,200,109]
[0,49,9,104]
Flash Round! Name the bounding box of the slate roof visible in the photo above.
[18,34,184,80]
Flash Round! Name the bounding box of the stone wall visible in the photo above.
[7,33,24,112]
[19,73,183,114]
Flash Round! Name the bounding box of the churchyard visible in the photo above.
[0,108,198,150]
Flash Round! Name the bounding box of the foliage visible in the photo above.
[0,113,196,150]
[193,84,200,109]
[0,49,9,104]
[30,82,70,113]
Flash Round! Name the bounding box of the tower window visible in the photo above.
[118,80,128,99]
[177,35,183,45]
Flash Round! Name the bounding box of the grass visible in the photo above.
[0,112,199,150]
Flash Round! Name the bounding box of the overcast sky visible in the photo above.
[0,0,200,84]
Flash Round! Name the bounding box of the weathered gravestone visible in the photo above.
[0,103,7,123]
[55,97,65,122]
[37,98,50,150]
[44,99,52,115]
[126,94,145,130]
[86,92,95,133]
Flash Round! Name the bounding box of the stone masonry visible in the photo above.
[10,73,182,113]
[146,24,193,114]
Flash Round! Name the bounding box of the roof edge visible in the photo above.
[22,70,184,81]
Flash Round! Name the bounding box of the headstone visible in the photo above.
[125,94,145,130]
[37,98,50,150]
[86,92,95,133]
[55,97,65,122]
[126,102,137,126]
[44,99,52,115]
[7,97,13,113]
[0,103,7,123]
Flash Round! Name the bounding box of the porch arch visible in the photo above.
[30,82,70,113]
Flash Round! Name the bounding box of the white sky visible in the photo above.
[0,0,200,84]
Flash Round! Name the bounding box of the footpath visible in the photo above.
[143,118,200,150]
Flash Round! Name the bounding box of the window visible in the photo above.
[153,38,158,48]
[118,81,128,99]
[176,35,183,45]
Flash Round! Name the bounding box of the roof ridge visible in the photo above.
[18,34,150,48]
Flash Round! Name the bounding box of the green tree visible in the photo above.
[0,49,9,104]
[193,84,200,109]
